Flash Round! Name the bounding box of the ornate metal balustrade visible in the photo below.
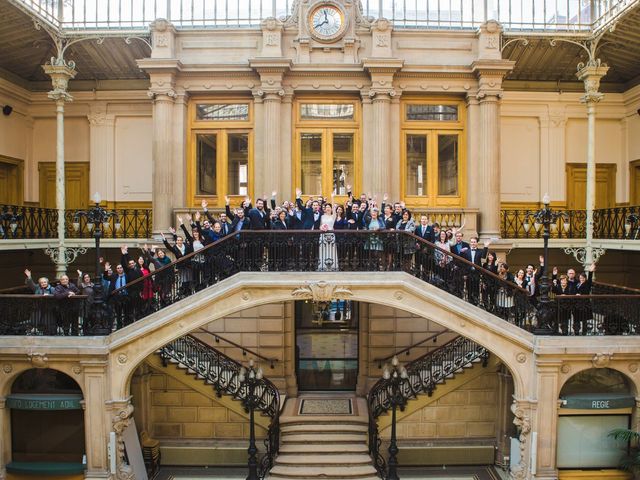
[367,336,489,479]
[1,230,640,336]
[0,204,152,239]
[0,294,89,335]
[501,206,640,240]
[159,334,280,478]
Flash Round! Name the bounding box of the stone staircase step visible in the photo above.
[275,454,373,466]
[281,433,366,444]
[281,423,368,434]
[269,464,378,479]
[279,443,369,454]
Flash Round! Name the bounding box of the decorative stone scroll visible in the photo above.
[510,400,532,480]
[291,281,353,303]
[111,401,135,480]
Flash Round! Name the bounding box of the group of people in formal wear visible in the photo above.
[20,189,600,334]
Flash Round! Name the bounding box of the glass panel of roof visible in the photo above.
[196,104,249,121]
[300,104,354,121]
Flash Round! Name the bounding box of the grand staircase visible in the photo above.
[269,397,378,480]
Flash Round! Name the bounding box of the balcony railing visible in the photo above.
[501,206,640,240]
[0,205,152,240]
[11,0,628,32]
[1,230,639,336]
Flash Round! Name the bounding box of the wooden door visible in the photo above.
[566,163,616,210]
[630,160,640,205]
[0,156,23,205]
[38,162,90,209]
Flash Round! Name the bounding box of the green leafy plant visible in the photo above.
[609,428,640,477]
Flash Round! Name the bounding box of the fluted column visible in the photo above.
[172,90,188,208]
[279,91,293,201]
[252,91,265,199]
[263,91,283,196]
[466,93,480,211]
[370,92,392,195]
[42,63,77,276]
[151,90,176,233]
[477,92,501,238]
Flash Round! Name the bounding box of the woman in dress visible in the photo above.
[318,203,339,271]
[434,229,452,282]
[363,207,385,270]
[396,209,416,272]
[382,204,396,270]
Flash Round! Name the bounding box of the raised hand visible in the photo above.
[24,268,31,278]
[121,245,128,254]
[169,226,176,235]
[539,255,544,265]
[77,269,82,277]
[201,199,208,210]
[589,263,596,272]
[346,184,351,192]
[383,193,388,202]
[177,215,183,225]
[194,211,201,221]
[150,245,156,253]
[225,195,230,205]
[552,266,558,275]
[271,190,277,198]
[296,188,302,198]
[185,213,192,222]
[104,261,111,271]
[160,232,166,240]
[484,239,491,248]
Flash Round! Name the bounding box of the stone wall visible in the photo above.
[139,368,266,441]
[387,371,499,441]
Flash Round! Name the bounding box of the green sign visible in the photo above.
[6,394,83,410]
[561,393,635,410]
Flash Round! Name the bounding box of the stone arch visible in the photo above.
[109,272,535,402]
[559,366,638,398]
[0,362,85,399]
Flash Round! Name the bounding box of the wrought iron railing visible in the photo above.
[0,294,89,335]
[501,206,640,240]
[367,336,489,479]
[12,0,618,32]
[159,334,280,478]
[0,204,152,239]
[2,230,640,336]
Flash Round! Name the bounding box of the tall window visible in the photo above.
[189,100,253,207]
[294,99,360,200]
[401,99,465,207]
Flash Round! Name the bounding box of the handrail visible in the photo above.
[159,334,280,479]
[196,328,279,367]
[373,330,449,366]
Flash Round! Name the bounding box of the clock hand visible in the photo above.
[314,19,328,28]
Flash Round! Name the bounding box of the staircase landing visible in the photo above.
[269,395,378,480]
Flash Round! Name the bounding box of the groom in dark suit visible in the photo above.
[295,189,322,268]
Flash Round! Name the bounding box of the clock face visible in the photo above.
[309,4,345,40]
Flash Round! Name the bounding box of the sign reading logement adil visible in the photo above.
[6,394,83,410]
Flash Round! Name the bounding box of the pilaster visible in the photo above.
[149,89,176,232]
[88,103,116,203]
[0,397,7,480]
[172,89,188,209]
[471,58,514,239]
[363,59,403,195]
[81,360,110,478]
[532,361,562,479]
[466,93,480,213]
[279,90,294,201]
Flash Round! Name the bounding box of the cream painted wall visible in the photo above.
[500,116,540,203]
[115,116,153,202]
[629,115,640,162]
[0,104,28,161]
[32,117,90,164]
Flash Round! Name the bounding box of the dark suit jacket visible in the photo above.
[296,198,321,230]
[415,224,434,243]
[230,217,251,232]
[461,247,488,267]
[248,208,270,230]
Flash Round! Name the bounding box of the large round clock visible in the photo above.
[308,2,347,42]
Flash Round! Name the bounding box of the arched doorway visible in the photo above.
[6,368,85,479]
[557,368,635,479]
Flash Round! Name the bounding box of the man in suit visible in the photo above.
[461,237,490,305]
[415,215,434,280]
[246,198,270,269]
[451,230,471,256]
[295,189,322,230]
[104,262,129,329]
[248,198,270,230]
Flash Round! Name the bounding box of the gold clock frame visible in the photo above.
[307,1,348,43]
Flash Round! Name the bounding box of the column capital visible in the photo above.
[148,89,177,102]
[42,63,77,103]
[577,63,609,104]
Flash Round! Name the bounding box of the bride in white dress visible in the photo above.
[318,203,339,271]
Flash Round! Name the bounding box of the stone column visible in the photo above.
[495,367,514,467]
[263,91,284,196]
[82,361,110,479]
[42,63,77,276]
[88,104,116,203]
[370,92,392,196]
[150,90,176,233]
[172,90,188,209]
[477,91,501,238]
[360,93,373,196]
[577,63,609,267]
[466,93,480,212]
[279,91,293,201]
[389,94,401,201]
